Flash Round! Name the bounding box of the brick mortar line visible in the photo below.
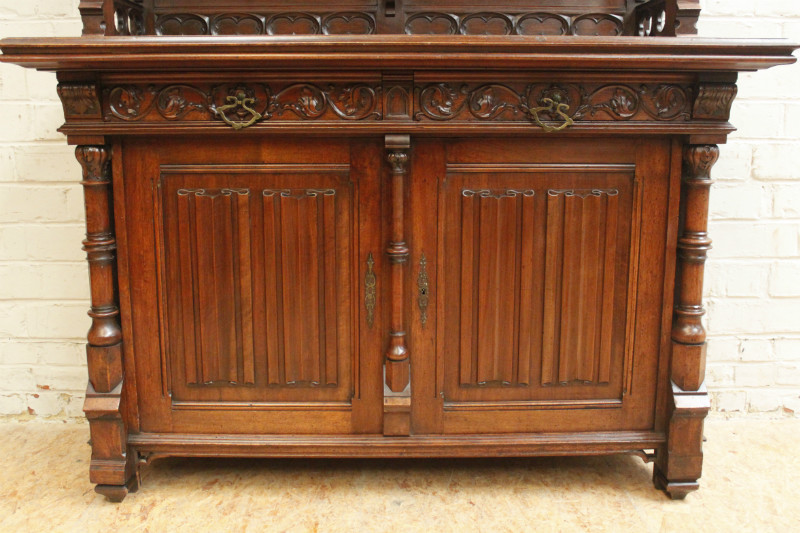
[0,183,83,188]
[0,340,85,344]
[0,365,88,369]
[0,261,88,265]
[0,298,91,303]
[0,220,82,225]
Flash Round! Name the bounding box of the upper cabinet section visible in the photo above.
[80,0,681,37]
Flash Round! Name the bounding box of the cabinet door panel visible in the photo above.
[121,137,383,434]
[160,170,351,402]
[443,168,638,403]
[410,137,676,434]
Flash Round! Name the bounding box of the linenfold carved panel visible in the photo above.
[541,189,620,386]
[261,186,340,388]
[172,187,256,386]
[441,165,641,403]
[160,174,352,394]
[457,187,537,388]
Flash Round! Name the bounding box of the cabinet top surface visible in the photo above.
[1,35,797,73]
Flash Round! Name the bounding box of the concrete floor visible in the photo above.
[0,418,797,532]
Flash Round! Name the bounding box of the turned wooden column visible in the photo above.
[77,145,137,502]
[672,144,718,391]
[382,135,412,436]
[384,135,411,393]
[654,144,716,500]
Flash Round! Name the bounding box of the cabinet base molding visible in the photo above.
[129,431,664,459]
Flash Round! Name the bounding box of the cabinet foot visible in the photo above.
[653,466,698,500]
[95,474,139,503]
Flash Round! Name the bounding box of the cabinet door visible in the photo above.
[120,137,383,434]
[409,137,677,435]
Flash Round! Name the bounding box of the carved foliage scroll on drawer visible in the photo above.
[103,83,382,127]
[414,82,693,123]
[93,81,707,131]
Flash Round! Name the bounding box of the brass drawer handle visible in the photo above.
[215,91,262,130]
[527,97,574,133]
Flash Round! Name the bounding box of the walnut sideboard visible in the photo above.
[1,0,796,502]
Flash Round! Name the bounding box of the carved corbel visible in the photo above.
[57,83,102,121]
[693,84,738,121]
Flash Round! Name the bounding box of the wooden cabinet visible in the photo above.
[1,0,797,503]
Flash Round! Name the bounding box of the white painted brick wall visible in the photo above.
[0,0,85,418]
[700,0,800,417]
[0,0,798,418]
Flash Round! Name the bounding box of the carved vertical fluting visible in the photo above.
[76,146,137,502]
[654,144,716,500]
[384,135,410,393]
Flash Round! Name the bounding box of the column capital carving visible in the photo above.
[683,144,719,181]
[75,145,112,183]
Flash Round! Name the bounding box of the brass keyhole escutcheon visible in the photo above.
[417,254,430,326]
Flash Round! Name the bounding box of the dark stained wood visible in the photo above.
[1,36,797,73]
[384,135,411,394]
[75,145,139,499]
[676,0,701,35]
[1,0,797,502]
